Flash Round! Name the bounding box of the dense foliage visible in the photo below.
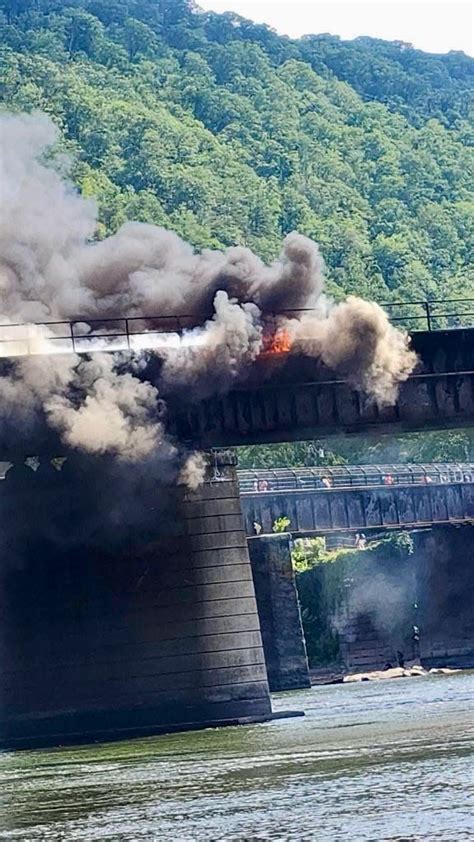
[293,532,414,573]
[1,0,473,308]
[238,430,474,469]
[238,441,347,469]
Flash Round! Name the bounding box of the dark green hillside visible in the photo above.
[0,0,473,302]
[293,36,473,129]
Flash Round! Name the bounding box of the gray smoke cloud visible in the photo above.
[160,290,263,397]
[44,354,167,460]
[344,572,413,638]
[288,297,417,406]
[0,111,417,469]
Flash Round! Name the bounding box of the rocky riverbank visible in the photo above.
[310,665,462,685]
[343,665,461,682]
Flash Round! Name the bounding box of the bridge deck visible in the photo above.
[0,327,473,454]
[241,479,474,536]
[170,328,474,446]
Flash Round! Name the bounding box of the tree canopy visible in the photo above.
[0,0,473,308]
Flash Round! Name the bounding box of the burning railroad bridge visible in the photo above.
[1,114,473,749]
[0,321,473,749]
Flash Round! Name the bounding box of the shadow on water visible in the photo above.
[0,672,473,840]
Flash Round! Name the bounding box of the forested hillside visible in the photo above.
[1,0,473,304]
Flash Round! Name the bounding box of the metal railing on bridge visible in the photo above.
[377,298,474,332]
[238,463,474,494]
[240,463,474,537]
[0,299,472,357]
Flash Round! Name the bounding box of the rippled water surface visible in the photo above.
[1,672,473,840]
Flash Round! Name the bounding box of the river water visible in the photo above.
[1,672,473,841]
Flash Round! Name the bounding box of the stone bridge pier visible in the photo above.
[415,526,474,667]
[248,536,311,692]
[0,451,272,749]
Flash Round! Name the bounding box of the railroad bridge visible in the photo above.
[1,322,473,451]
[1,313,473,748]
[170,327,474,446]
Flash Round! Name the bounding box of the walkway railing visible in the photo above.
[238,463,474,493]
[0,299,472,357]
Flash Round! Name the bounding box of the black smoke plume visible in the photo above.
[0,112,417,474]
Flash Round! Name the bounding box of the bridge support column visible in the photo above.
[415,526,474,668]
[0,451,272,749]
[248,535,311,692]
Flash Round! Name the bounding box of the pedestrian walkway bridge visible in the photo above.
[239,463,474,536]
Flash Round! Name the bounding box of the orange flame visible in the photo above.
[261,328,292,357]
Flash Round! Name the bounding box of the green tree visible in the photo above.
[120,18,158,62]
[62,9,104,59]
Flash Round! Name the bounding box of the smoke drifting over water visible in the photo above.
[0,112,417,470]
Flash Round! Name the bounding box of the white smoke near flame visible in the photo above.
[288,297,417,407]
[160,290,263,397]
[0,111,417,471]
[178,451,208,492]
